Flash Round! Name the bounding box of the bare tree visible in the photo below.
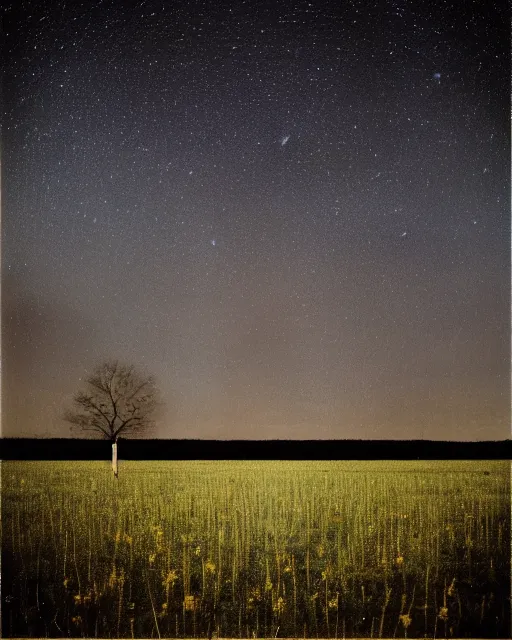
[64,360,160,476]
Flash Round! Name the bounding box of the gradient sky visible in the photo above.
[3,0,510,440]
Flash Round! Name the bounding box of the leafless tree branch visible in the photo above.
[63,361,160,441]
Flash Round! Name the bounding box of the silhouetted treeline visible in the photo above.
[1,438,510,460]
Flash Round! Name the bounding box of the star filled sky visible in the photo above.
[3,0,509,440]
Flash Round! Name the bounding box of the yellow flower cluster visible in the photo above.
[247,587,262,609]
[73,593,92,605]
[438,606,449,621]
[114,530,133,545]
[399,614,412,629]
[184,595,199,611]
[273,596,285,614]
[108,567,125,588]
[162,569,178,587]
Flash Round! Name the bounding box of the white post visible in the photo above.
[112,439,118,477]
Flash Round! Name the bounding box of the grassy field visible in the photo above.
[2,460,510,638]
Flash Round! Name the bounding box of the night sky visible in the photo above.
[3,0,509,440]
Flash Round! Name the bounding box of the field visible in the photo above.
[2,460,510,638]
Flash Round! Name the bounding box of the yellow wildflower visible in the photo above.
[399,614,412,629]
[184,595,199,611]
[273,597,285,614]
[162,570,178,587]
[438,606,449,621]
[250,587,261,601]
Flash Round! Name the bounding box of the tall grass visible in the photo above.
[2,460,510,637]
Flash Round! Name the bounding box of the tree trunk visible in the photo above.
[112,438,118,478]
